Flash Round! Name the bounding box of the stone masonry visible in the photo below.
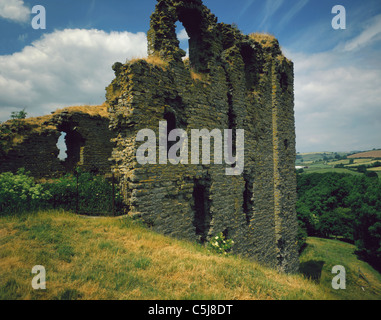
[106,0,299,273]
[0,105,114,178]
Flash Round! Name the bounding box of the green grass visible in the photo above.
[0,210,380,300]
[301,162,381,179]
[303,167,362,175]
[299,237,381,300]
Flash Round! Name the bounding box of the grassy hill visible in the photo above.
[0,210,380,300]
[296,151,381,178]
[300,237,381,300]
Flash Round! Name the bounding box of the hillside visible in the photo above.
[296,150,381,178]
[300,237,381,300]
[1,211,380,300]
[348,150,381,159]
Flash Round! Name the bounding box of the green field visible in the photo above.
[296,151,381,178]
[0,210,380,300]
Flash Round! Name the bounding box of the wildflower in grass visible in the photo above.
[207,232,234,255]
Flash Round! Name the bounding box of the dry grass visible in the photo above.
[128,55,168,70]
[3,103,109,129]
[0,210,336,300]
[249,33,276,47]
[348,150,381,159]
[190,70,204,82]
[0,103,109,150]
[53,102,109,118]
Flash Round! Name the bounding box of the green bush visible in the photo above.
[0,169,124,216]
[42,170,124,216]
[207,232,234,255]
[0,168,51,214]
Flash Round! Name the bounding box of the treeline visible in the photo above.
[296,172,381,270]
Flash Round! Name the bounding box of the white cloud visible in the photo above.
[0,0,30,23]
[259,0,284,29]
[286,49,381,152]
[0,28,147,121]
[343,14,381,52]
[278,0,309,29]
[177,28,189,41]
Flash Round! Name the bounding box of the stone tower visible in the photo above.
[106,0,298,273]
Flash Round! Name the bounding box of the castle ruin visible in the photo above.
[106,0,299,273]
[0,0,298,273]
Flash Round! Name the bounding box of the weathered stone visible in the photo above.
[106,0,298,273]
[0,105,114,178]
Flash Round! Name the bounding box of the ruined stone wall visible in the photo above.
[107,0,298,272]
[0,105,114,178]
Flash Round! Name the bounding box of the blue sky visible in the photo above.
[0,0,380,152]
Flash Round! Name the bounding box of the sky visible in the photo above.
[0,0,380,153]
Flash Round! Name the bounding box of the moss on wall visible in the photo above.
[0,104,114,178]
[107,0,298,273]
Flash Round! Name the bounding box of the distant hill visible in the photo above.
[348,150,381,159]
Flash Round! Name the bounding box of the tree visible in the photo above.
[296,172,381,269]
[366,171,378,178]
[11,109,27,120]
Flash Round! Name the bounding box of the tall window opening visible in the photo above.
[243,177,254,225]
[192,180,212,243]
[240,44,258,90]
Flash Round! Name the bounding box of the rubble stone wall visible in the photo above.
[106,0,298,272]
[0,106,114,178]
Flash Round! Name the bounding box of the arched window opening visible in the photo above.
[240,44,258,90]
[177,8,205,72]
[57,128,85,172]
[175,21,189,59]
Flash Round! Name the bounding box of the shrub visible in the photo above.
[10,109,27,120]
[0,168,51,214]
[207,232,234,255]
[0,169,124,216]
[42,170,124,216]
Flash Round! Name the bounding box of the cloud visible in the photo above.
[278,0,309,28]
[285,49,381,152]
[0,29,147,121]
[177,28,189,41]
[238,0,256,19]
[259,0,284,29]
[343,14,381,52]
[0,0,30,23]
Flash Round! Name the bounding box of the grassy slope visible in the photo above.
[299,238,381,300]
[0,211,380,300]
